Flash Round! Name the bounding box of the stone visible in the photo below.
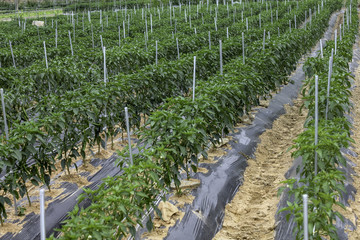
[32,21,44,27]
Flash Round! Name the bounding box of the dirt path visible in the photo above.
[213,98,307,240]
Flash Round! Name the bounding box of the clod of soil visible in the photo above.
[142,200,184,240]
[170,178,200,190]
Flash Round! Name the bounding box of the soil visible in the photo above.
[196,167,209,174]
[142,190,195,240]
[213,99,307,240]
[198,148,227,164]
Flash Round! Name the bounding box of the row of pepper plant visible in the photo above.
[0,0,313,128]
[0,0,277,69]
[0,1,305,133]
[1,0,308,148]
[0,2,287,124]
[0,0,316,226]
[63,0,203,12]
[278,1,358,239]
[0,1,293,99]
[49,0,344,238]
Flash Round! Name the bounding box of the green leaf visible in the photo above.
[31,179,39,186]
[146,218,153,231]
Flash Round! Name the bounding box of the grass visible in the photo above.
[0,9,62,19]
